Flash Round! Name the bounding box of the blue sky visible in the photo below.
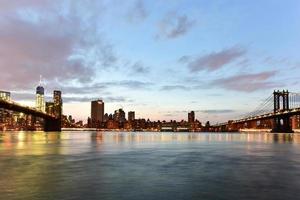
[0,0,300,123]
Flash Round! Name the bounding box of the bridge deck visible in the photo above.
[0,99,57,120]
[212,108,300,127]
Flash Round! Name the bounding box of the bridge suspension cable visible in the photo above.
[238,94,274,120]
[237,91,300,121]
[289,92,300,109]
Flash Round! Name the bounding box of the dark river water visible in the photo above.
[0,131,300,200]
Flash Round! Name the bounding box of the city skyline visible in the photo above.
[0,0,300,123]
[1,2,300,200]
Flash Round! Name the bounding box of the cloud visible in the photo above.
[131,61,150,74]
[237,58,250,67]
[56,84,109,95]
[9,79,152,103]
[107,80,152,89]
[0,0,51,12]
[126,0,148,23]
[157,12,195,39]
[63,96,128,103]
[58,80,151,91]
[200,109,235,114]
[58,80,151,94]
[178,55,191,63]
[187,46,247,72]
[11,92,38,102]
[11,91,128,103]
[161,70,280,93]
[0,1,117,90]
[211,71,281,92]
[263,56,300,70]
[161,85,190,91]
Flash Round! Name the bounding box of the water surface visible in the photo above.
[0,131,300,200]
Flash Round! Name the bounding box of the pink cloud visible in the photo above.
[211,71,282,92]
[0,2,116,90]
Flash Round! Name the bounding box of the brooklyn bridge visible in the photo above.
[212,90,300,133]
[0,96,61,132]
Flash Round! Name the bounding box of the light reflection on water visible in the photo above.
[0,131,300,200]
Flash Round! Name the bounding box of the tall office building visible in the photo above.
[114,108,126,123]
[45,102,55,116]
[0,91,10,101]
[36,80,45,112]
[54,90,62,105]
[188,111,195,123]
[53,90,62,118]
[128,111,135,121]
[0,91,11,125]
[91,100,104,127]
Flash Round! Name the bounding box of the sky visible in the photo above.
[0,0,300,123]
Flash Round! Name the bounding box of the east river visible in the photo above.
[0,131,300,200]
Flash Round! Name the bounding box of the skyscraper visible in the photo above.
[188,111,195,123]
[36,78,45,112]
[113,108,126,123]
[128,111,135,121]
[45,102,55,116]
[91,100,104,127]
[0,91,10,101]
[0,91,11,125]
[54,90,62,105]
[53,90,62,118]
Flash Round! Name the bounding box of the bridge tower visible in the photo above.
[271,90,293,133]
[44,90,62,132]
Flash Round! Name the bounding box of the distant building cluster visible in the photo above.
[85,101,204,132]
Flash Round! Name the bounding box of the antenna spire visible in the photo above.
[39,75,42,86]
